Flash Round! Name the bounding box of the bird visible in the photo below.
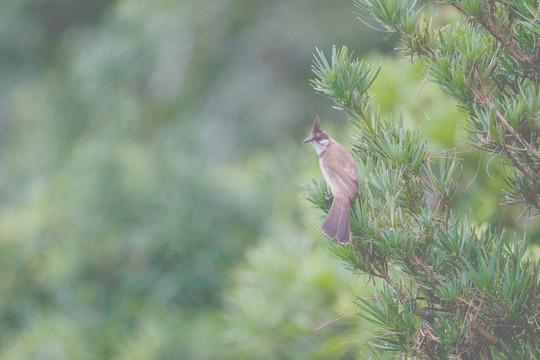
[303,115,359,244]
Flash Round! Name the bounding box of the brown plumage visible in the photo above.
[303,116,359,244]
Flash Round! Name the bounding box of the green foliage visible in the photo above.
[224,234,368,360]
[3,0,539,358]
[354,0,423,34]
[358,0,540,212]
[312,46,380,116]
[0,0,399,358]
[357,286,419,353]
[305,4,540,355]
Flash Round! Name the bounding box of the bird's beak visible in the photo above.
[303,137,312,144]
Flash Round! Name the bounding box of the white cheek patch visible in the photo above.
[311,141,328,155]
[319,139,329,146]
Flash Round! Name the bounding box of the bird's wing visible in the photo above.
[320,144,359,200]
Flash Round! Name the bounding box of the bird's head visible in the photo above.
[303,115,330,155]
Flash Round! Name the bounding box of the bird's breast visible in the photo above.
[319,156,336,193]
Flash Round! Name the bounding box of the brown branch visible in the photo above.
[505,151,540,186]
[396,27,407,37]
[505,153,540,209]
[375,265,410,300]
[507,150,540,185]
[406,256,500,345]
[380,249,504,348]
[470,87,540,163]
[457,297,499,345]
[451,1,539,80]
[411,256,447,286]
[451,2,467,15]
[410,255,500,345]
[495,111,540,160]
[483,16,534,67]
[504,144,529,152]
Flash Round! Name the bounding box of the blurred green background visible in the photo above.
[0,0,537,358]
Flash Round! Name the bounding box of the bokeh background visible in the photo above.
[0,0,538,358]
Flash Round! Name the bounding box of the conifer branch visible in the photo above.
[307,1,540,356]
[451,1,539,78]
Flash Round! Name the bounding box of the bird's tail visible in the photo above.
[322,196,351,245]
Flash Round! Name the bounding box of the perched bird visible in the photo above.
[303,115,359,244]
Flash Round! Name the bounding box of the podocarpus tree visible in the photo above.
[305,1,539,359]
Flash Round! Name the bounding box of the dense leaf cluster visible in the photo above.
[356,0,540,211]
[305,40,539,359]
